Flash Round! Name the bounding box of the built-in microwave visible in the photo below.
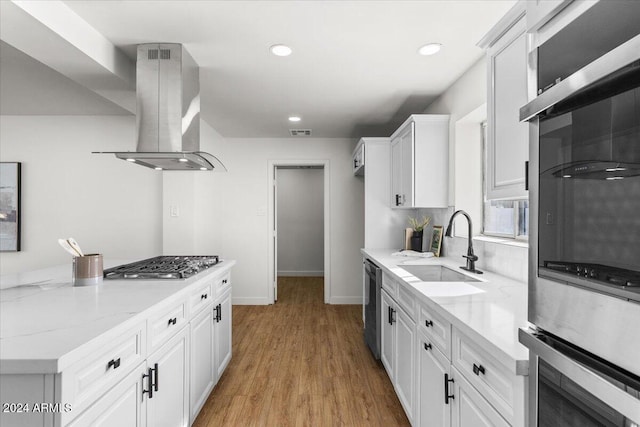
[519,2,640,426]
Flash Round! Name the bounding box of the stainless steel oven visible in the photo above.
[520,2,640,426]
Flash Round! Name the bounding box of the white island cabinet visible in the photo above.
[0,260,235,427]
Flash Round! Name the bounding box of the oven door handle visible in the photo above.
[519,328,640,423]
[519,33,640,122]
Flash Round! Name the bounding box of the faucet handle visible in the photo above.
[463,254,478,262]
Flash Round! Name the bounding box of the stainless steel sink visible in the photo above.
[399,265,480,282]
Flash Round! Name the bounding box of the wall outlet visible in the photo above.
[170,205,179,217]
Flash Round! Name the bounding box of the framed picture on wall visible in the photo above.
[0,162,21,252]
[430,225,443,257]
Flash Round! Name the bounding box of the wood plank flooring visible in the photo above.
[193,276,410,426]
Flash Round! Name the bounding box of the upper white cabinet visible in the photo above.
[390,115,449,209]
[479,2,529,200]
[352,141,365,176]
[525,0,572,31]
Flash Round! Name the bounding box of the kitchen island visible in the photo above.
[363,249,529,427]
[0,259,235,427]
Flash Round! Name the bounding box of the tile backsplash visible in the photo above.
[417,207,528,283]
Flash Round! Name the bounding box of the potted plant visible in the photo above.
[408,215,431,252]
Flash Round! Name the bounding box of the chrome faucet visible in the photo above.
[445,210,483,274]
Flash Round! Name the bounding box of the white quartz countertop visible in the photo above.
[0,259,235,374]
[362,249,529,375]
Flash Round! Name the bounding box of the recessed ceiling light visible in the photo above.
[200,167,208,171]
[418,43,442,56]
[155,167,162,170]
[126,158,136,162]
[288,116,301,122]
[270,44,292,57]
[178,158,188,163]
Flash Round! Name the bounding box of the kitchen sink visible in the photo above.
[399,265,480,282]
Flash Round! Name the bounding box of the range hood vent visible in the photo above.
[96,43,226,171]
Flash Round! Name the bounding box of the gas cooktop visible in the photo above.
[104,256,220,280]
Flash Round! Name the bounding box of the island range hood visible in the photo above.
[97,43,226,171]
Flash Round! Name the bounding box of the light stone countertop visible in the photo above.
[362,249,530,376]
[0,259,235,374]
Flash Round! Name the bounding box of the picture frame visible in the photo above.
[0,162,21,252]
[430,225,443,257]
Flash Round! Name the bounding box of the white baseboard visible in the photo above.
[329,296,362,305]
[232,297,271,305]
[277,270,324,277]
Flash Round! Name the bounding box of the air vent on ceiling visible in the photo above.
[289,129,312,136]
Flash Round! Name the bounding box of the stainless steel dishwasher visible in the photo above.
[364,258,382,359]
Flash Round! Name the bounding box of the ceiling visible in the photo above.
[1,1,515,138]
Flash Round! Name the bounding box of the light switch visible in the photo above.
[170,205,179,217]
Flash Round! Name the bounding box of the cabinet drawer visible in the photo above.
[419,304,451,358]
[382,273,398,299]
[215,271,231,297]
[61,324,145,415]
[189,280,213,317]
[397,284,416,320]
[148,300,186,353]
[451,328,515,423]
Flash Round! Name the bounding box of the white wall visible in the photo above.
[0,115,163,276]
[420,57,528,282]
[184,123,363,304]
[276,168,324,276]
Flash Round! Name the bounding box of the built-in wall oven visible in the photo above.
[364,258,382,359]
[519,2,640,426]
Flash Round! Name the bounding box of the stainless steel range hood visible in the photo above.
[97,44,226,171]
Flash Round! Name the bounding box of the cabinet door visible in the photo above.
[486,16,529,200]
[147,326,189,427]
[419,334,451,427]
[214,289,232,380]
[68,363,146,427]
[399,125,414,207]
[380,290,395,379]
[394,305,416,423]
[391,136,404,207]
[451,367,510,427]
[190,307,215,421]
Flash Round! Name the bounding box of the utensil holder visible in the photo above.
[72,254,103,286]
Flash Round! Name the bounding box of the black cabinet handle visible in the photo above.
[444,373,455,404]
[107,358,121,370]
[215,304,222,323]
[525,161,529,191]
[201,293,208,300]
[473,363,486,376]
[153,363,159,392]
[425,320,433,327]
[168,317,177,326]
[395,194,401,206]
[390,308,396,324]
[143,367,154,399]
[424,342,432,351]
[222,279,228,284]
[354,159,359,168]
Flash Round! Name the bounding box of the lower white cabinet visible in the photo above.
[145,325,190,427]
[189,307,215,421]
[68,363,146,427]
[418,331,450,427]
[213,288,232,379]
[380,288,416,424]
[451,367,510,427]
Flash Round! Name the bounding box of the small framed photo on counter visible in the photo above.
[0,162,21,252]
[430,225,443,257]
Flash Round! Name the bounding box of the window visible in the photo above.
[481,122,528,239]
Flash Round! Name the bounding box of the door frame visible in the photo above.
[268,160,331,304]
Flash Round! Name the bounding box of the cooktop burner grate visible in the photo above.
[104,256,220,279]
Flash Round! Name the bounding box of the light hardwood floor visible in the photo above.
[193,276,410,426]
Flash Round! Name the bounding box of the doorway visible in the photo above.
[268,160,331,304]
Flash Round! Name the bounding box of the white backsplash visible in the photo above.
[417,207,528,283]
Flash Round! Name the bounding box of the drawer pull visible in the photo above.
[425,320,433,327]
[215,304,222,323]
[167,317,177,326]
[444,373,455,404]
[107,358,121,370]
[424,342,432,351]
[153,363,159,392]
[473,363,486,376]
[222,279,228,284]
[201,293,208,300]
[143,365,154,399]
